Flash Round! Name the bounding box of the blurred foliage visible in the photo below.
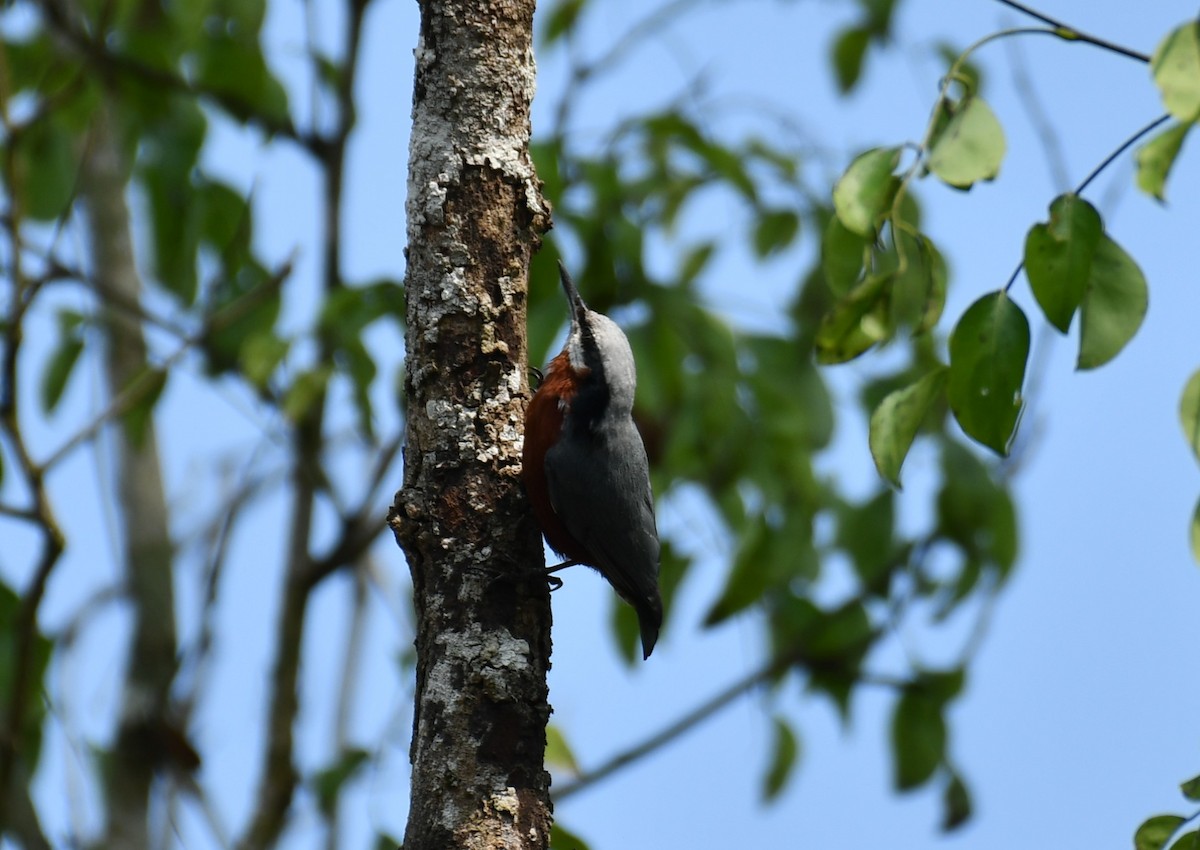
[0,583,53,773]
[0,0,399,845]
[528,20,1022,827]
[532,1,1199,841]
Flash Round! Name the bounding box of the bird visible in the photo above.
[522,261,663,659]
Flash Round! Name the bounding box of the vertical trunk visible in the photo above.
[390,0,553,848]
[81,103,179,850]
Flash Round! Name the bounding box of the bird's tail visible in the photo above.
[635,592,663,660]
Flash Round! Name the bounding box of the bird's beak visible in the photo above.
[557,260,589,328]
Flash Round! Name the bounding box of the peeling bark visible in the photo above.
[390,0,553,847]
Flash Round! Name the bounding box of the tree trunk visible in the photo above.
[390,0,553,847]
[80,103,179,850]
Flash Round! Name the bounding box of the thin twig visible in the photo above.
[991,0,1152,63]
[37,254,194,340]
[552,652,793,801]
[238,0,374,843]
[1003,113,1170,294]
[324,566,369,850]
[40,254,296,472]
[0,104,68,823]
[178,455,280,725]
[305,430,401,588]
[1075,114,1170,195]
[553,639,914,802]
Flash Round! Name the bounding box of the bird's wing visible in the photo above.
[544,423,660,609]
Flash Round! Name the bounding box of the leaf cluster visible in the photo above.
[533,91,1016,828]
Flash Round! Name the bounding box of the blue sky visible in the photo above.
[5,1,1199,848]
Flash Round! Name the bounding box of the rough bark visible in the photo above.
[390,0,553,847]
[80,103,180,850]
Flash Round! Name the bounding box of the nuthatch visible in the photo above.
[523,262,663,659]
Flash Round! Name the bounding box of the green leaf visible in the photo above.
[643,115,758,201]
[753,208,800,257]
[836,490,896,584]
[917,667,966,704]
[948,292,1029,455]
[12,111,81,221]
[936,438,1018,575]
[1136,123,1192,202]
[833,147,900,236]
[1171,831,1200,850]
[0,582,54,770]
[815,273,891,364]
[41,311,86,413]
[4,35,70,94]
[1024,194,1102,333]
[1152,21,1200,122]
[927,95,1006,188]
[551,821,592,850]
[311,51,343,96]
[311,748,370,818]
[705,511,813,625]
[807,669,855,723]
[743,335,834,451]
[542,0,586,47]
[199,179,251,254]
[1136,815,1186,850]
[318,281,395,438]
[194,30,289,125]
[821,214,868,296]
[1077,234,1148,370]
[891,689,945,791]
[283,366,332,423]
[762,716,801,801]
[211,0,267,33]
[942,770,972,832]
[679,242,716,286]
[832,26,871,93]
[140,100,208,304]
[339,338,378,439]
[804,599,873,661]
[890,231,947,333]
[545,724,579,773]
[1181,773,1200,801]
[1190,497,1200,565]
[143,165,200,303]
[202,262,282,374]
[1181,370,1200,465]
[239,332,289,389]
[869,367,948,486]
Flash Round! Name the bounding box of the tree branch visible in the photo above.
[80,90,180,850]
[238,2,375,845]
[553,651,795,801]
[39,256,295,473]
[991,0,1152,63]
[0,78,67,839]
